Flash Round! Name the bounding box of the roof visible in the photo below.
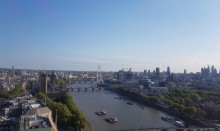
[36,107,51,116]
[24,109,36,116]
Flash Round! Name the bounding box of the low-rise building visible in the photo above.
[0,93,57,131]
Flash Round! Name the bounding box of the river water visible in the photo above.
[70,84,174,131]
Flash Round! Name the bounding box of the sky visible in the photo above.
[0,0,220,73]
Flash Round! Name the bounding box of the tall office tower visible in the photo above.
[40,72,48,94]
[201,66,212,77]
[144,70,147,76]
[156,67,160,78]
[207,66,210,75]
[211,65,217,76]
[184,69,187,75]
[12,66,14,77]
[148,70,151,76]
[166,66,171,76]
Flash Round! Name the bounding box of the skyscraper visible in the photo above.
[12,66,14,77]
[211,65,217,76]
[156,67,160,78]
[148,70,151,76]
[166,66,171,76]
[144,70,147,76]
[184,69,187,75]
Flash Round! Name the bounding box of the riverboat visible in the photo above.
[161,116,174,123]
[105,117,118,123]
[95,111,106,116]
[114,96,120,99]
[173,121,185,128]
[127,101,134,105]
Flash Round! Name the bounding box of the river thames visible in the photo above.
[70,83,174,131]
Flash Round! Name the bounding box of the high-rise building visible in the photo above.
[201,66,212,77]
[166,66,170,76]
[144,70,147,76]
[207,66,210,74]
[184,69,187,75]
[148,70,151,76]
[156,67,160,78]
[211,66,217,76]
[40,72,48,94]
[12,66,14,77]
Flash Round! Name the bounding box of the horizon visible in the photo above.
[1,0,220,72]
[0,65,217,74]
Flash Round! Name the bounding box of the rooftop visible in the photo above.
[36,107,51,116]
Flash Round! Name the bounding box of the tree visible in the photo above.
[62,93,86,129]
[56,78,66,85]
[191,93,201,102]
[37,93,72,127]
[37,92,86,129]
[184,106,197,116]
[147,96,158,103]
[0,91,10,98]
[10,85,23,96]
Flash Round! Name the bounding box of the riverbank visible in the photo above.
[109,87,215,128]
[82,122,92,131]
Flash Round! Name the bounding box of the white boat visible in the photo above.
[114,96,120,99]
[173,121,185,128]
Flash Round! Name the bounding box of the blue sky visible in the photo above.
[1,0,220,72]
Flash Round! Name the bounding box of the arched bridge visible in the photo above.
[68,83,108,92]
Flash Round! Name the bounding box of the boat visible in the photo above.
[137,104,144,110]
[95,111,106,116]
[104,117,118,123]
[161,116,174,123]
[161,116,167,121]
[126,101,134,105]
[173,121,185,128]
[114,96,120,99]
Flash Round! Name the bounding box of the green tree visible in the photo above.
[191,93,201,102]
[184,106,197,116]
[37,93,72,127]
[56,78,66,85]
[147,96,158,103]
[37,92,86,129]
[62,93,86,129]
[10,85,23,96]
[0,90,10,98]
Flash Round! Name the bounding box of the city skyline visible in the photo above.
[1,0,220,72]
